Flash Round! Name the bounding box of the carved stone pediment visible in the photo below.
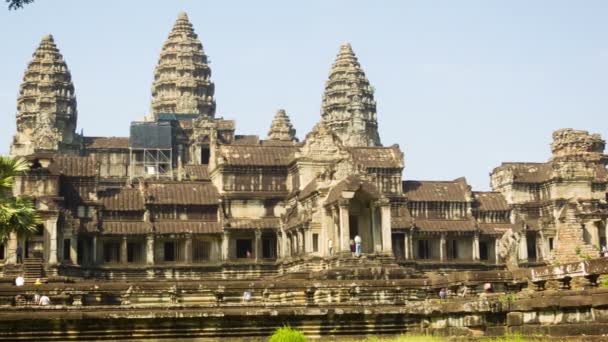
[297,123,349,162]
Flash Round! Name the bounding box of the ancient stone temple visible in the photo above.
[5,12,608,282]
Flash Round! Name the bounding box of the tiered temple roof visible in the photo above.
[267,109,297,141]
[151,12,215,117]
[12,35,77,155]
[321,43,380,147]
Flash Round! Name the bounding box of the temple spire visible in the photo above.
[11,34,78,156]
[321,42,380,147]
[267,109,297,141]
[150,12,216,118]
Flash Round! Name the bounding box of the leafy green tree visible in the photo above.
[0,156,40,239]
[6,0,34,10]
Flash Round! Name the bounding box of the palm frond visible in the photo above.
[0,156,28,192]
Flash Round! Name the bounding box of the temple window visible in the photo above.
[480,242,488,260]
[193,240,211,261]
[63,239,70,260]
[127,242,144,263]
[0,244,5,260]
[417,240,430,259]
[164,241,177,262]
[236,239,253,259]
[201,146,210,165]
[312,234,319,253]
[103,241,120,263]
[447,239,458,260]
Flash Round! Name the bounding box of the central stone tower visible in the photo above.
[321,43,381,147]
[150,12,216,118]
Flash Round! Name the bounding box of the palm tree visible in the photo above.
[0,156,40,239]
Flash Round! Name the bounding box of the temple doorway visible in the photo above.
[348,193,377,254]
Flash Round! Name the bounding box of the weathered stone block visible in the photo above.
[506,312,523,326]
[463,314,484,327]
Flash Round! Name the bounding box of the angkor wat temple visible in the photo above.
[7,12,608,281]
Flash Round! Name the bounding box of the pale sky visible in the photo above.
[1,1,607,190]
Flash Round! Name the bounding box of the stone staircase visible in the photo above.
[552,203,599,264]
[23,258,44,282]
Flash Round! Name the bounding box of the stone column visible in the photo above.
[404,231,410,260]
[91,236,98,265]
[120,236,128,264]
[370,205,380,253]
[440,233,447,262]
[70,233,78,265]
[185,234,193,263]
[379,200,392,254]
[339,201,350,253]
[222,231,230,261]
[46,217,58,265]
[494,238,501,265]
[305,228,313,254]
[254,230,262,261]
[281,231,289,258]
[276,233,282,258]
[6,232,17,264]
[297,229,304,255]
[146,234,155,265]
[472,232,480,261]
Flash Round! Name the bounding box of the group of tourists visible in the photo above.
[327,235,364,257]
[14,275,50,306]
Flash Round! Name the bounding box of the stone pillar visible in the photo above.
[46,217,58,265]
[370,205,381,253]
[6,232,17,264]
[440,233,447,262]
[472,232,480,261]
[254,230,261,261]
[222,231,230,261]
[70,233,78,265]
[305,228,313,254]
[120,236,128,264]
[339,201,350,253]
[379,200,392,254]
[146,234,155,265]
[185,234,193,263]
[91,236,98,265]
[494,238,501,265]
[297,229,304,255]
[276,233,282,258]
[404,231,410,260]
[281,231,288,258]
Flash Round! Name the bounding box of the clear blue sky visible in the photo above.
[1,1,607,190]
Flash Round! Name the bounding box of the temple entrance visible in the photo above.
[526,233,537,261]
[392,233,405,259]
[348,194,377,254]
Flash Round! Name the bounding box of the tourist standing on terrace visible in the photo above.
[354,235,362,257]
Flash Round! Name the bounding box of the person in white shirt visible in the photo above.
[327,239,333,256]
[15,275,24,287]
[38,295,50,306]
[354,235,362,257]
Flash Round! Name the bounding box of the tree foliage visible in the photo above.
[268,327,308,342]
[6,0,34,10]
[0,156,40,239]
